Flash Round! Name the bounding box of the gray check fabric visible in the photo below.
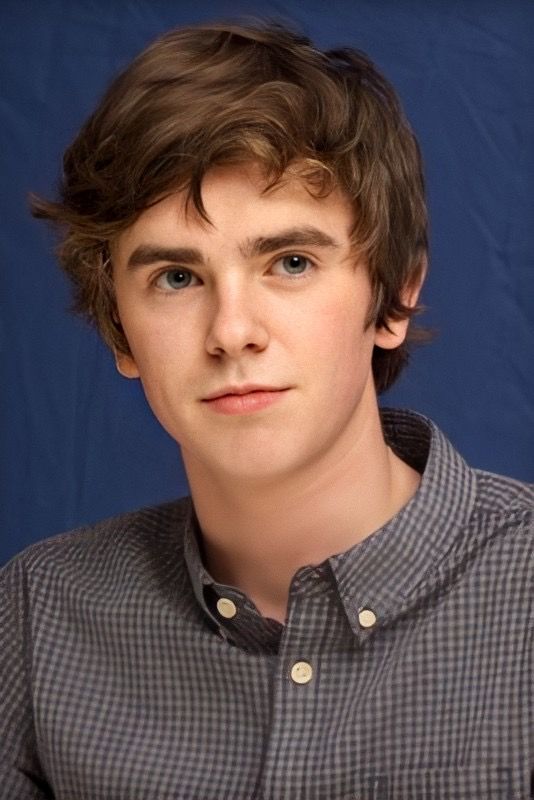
[1,409,534,800]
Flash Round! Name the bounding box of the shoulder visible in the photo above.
[0,496,193,597]
[465,469,534,571]
[473,469,534,530]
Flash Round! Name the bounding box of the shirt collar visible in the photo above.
[183,504,219,625]
[183,408,478,641]
[329,408,477,640]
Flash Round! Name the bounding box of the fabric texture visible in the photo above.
[1,408,533,800]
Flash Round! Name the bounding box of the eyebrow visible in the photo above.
[125,226,341,270]
[242,227,341,257]
[126,245,202,270]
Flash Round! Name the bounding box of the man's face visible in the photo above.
[112,163,403,484]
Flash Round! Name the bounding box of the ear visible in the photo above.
[374,260,427,350]
[114,349,140,379]
[111,307,140,379]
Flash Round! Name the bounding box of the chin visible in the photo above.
[208,442,307,482]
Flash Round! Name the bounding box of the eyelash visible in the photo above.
[151,254,316,293]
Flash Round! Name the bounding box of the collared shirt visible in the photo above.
[1,409,533,800]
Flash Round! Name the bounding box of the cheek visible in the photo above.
[122,310,191,372]
[308,299,375,393]
[311,295,373,356]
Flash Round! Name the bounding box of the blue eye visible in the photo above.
[155,269,195,290]
[279,255,311,275]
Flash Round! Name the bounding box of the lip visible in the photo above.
[202,387,290,415]
[203,384,287,401]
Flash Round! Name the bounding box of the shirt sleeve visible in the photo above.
[0,555,54,799]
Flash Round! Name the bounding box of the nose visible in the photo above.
[204,281,270,358]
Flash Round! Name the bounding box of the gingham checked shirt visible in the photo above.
[1,409,533,800]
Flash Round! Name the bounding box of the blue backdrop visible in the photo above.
[2,0,533,565]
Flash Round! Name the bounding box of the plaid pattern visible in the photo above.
[1,409,533,800]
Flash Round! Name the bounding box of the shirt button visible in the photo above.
[216,597,237,619]
[358,607,377,628]
[290,661,313,684]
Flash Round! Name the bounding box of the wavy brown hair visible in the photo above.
[31,20,428,394]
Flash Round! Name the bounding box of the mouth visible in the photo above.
[202,384,288,401]
[202,387,290,415]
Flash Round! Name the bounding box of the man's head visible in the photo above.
[32,20,427,395]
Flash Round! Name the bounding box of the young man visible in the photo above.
[1,21,532,800]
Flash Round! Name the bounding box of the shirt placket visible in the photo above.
[255,566,351,800]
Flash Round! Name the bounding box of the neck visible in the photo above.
[184,402,420,624]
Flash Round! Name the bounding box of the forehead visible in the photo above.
[114,162,355,257]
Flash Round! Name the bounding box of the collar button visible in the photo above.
[358,607,377,628]
[217,597,238,619]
